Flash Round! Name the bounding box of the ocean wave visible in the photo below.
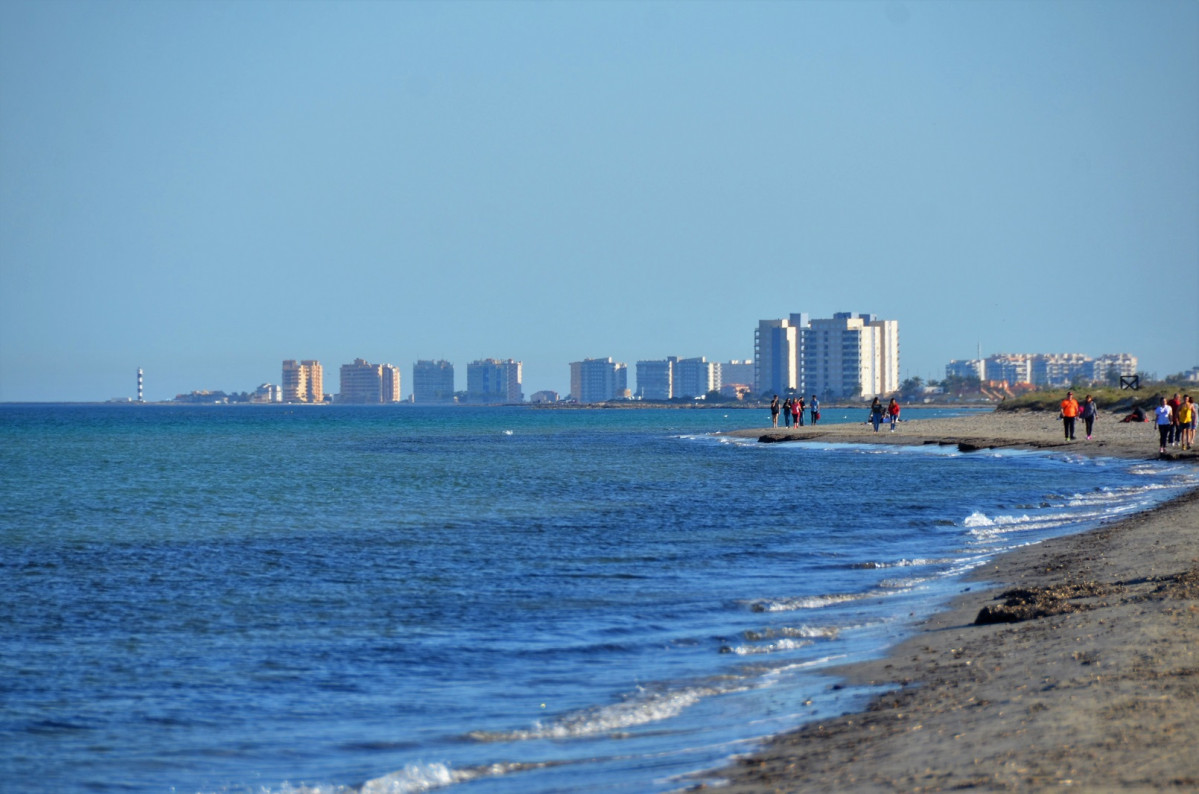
[467,682,748,743]
[877,575,931,590]
[962,479,1180,539]
[722,636,813,656]
[850,557,952,569]
[747,592,870,613]
[742,625,839,641]
[962,510,1080,538]
[723,623,840,656]
[270,760,558,794]
[271,762,468,793]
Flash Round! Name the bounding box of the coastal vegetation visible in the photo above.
[995,378,1196,413]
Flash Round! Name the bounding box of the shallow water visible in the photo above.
[1,404,1193,793]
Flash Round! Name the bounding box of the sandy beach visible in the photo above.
[707,409,1199,792]
[725,406,1197,463]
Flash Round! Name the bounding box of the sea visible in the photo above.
[2,403,1196,794]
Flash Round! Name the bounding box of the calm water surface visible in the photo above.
[2,404,1194,793]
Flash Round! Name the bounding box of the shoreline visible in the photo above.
[706,413,1199,792]
[723,408,1199,463]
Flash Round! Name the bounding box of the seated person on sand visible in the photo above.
[1120,406,1146,423]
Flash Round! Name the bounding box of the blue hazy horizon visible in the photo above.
[2,0,1196,402]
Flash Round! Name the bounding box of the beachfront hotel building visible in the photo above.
[946,353,1138,388]
[337,358,402,403]
[412,360,455,403]
[719,360,755,390]
[281,359,324,403]
[465,358,524,403]
[675,357,718,399]
[754,312,899,400]
[636,357,675,400]
[569,358,629,403]
[635,356,721,400]
[754,317,803,398]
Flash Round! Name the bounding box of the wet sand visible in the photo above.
[706,410,1199,792]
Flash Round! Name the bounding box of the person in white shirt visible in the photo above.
[1155,397,1174,453]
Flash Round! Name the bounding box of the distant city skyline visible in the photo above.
[2,1,1196,402]
[158,331,1159,405]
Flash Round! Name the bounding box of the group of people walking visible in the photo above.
[770,395,820,428]
[1058,391,1098,441]
[1155,392,1196,452]
[768,395,901,431]
[1068,389,1196,454]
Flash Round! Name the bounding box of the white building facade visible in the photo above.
[755,312,899,400]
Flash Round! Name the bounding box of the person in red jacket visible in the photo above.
[887,398,901,431]
[1060,391,1080,441]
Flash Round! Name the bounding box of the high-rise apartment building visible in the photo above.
[719,360,755,389]
[412,360,455,403]
[754,316,802,397]
[674,357,717,399]
[635,357,676,400]
[337,358,401,403]
[755,312,899,400]
[569,358,628,403]
[802,313,899,399]
[466,358,523,403]
[281,359,324,403]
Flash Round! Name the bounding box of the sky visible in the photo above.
[1,0,1196,402]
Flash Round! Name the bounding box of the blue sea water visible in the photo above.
[2,404,1195,794]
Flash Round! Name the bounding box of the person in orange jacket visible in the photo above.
[1060,390,1080,441]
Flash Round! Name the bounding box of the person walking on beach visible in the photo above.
[810,395,820,425]
[869,397,884,432]
[1167,393,1182,446]
[1080,394,1097,440]
[1177,395,1195,450]
[790,398,801,428]
[1187,395,1197,450]
[887,397,900,431]
[770,395,780,428]
[1155,397,1173,454]
[1060,391,1080,441]
[796,396,805,426]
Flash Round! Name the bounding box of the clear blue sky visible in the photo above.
[2,0,1196,402]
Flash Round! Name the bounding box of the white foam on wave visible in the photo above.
[468,681,749,743]
[271,760,559,794]
[747,591,870,613]
[963,510,1078,539]
[878,575,931,590]
[725,636,813,656]
[272,762,469,793]
[853,557,951,569]
[743,624,840,641]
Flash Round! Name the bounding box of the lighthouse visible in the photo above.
[138,368,144,403]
